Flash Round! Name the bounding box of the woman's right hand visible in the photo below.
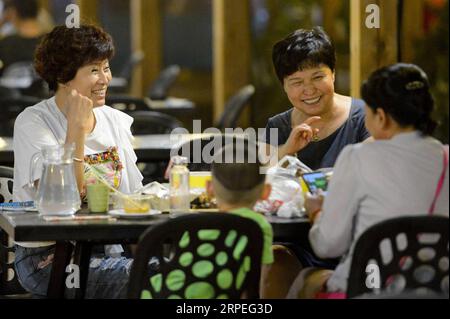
[62,89,93,193]
[64,89,93,132]
[283,116,321,155]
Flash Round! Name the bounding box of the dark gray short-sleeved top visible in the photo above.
[264,98,370,170]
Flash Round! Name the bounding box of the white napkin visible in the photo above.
[141,181,169,197]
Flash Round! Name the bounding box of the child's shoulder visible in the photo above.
[230,208,272,232]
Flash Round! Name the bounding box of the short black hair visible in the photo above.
[212,138,265,190]
[211,139,266,205]
[4,0,39,19]
[34,24,115,91]
[272,26,336,83]
[361,63,437,136]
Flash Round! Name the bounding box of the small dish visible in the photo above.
[111,193,154,213]
[108,209,162,219]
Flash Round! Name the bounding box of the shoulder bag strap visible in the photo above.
[428,145,449,216]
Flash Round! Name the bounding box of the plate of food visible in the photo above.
[108,209,162,219]
[190,191,217,210]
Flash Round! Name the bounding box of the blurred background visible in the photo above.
[0,0,448,142]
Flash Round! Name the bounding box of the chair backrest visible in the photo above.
[147,65,181,100]
[216,85,255,130]
[0,85,21,100]
[118,51,145,81]
[0,166,28,296]
[128,213,263,299]
[128,111,183,135]
[0,95,41,136]
[105,95,151,112]
[20,78,50,99]
[175,135,246,171]
[1,61,35,80]
[347,216,449,298]
[0,165,13,202]
[1,62,50,98]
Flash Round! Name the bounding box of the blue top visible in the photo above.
[264,98,370,170]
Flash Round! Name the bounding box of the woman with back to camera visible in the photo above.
[13,24,143,298]
[288,63,449,298]
[265,26,371,170]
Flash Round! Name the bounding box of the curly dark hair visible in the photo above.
[272,26,336,83]
[34,24,115,91]
[361,63,437,136]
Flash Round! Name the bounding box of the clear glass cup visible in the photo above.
[87,183,110,213]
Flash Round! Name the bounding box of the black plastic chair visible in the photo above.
[0,95,41,136]
[0,61,49,98]
[109,51,145,94]
[0,166,29,297]
[174,135,248,171]
[105,95,151,112]
[146,64,181,101]
[128,213,263,299]
[118,51,145,82]
[0,85,21,99]
[216,85,255,130]
[347,216,449,298]
[1,61,35,82]
[20,78,50,99]
[127,110,183,183]
[128,111,183,135]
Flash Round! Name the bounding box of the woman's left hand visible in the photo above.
[305,190,325,219]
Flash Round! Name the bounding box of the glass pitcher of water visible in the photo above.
[29,144,81,216]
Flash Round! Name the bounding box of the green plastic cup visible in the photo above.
[87,183,110,213]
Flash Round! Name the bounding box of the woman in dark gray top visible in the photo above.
[261,28,372,298]
[265,27,370,170]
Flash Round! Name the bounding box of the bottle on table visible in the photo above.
[169,156,190,213]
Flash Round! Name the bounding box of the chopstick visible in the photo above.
[42,215,117,222]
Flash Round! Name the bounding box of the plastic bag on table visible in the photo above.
[277,155,312,175]
[254,155,311,218]
[139,181,170,211]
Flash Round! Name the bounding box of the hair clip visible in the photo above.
[405,81,425,90]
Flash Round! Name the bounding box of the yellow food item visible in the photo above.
[124,199,150,213]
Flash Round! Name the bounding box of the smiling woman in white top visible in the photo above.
[288,63,449,298]
[13,24,143,298]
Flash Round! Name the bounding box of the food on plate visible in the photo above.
[122,195,152,213]
[190,192,217,209]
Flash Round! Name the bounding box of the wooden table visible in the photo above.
[0,210,309,298]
